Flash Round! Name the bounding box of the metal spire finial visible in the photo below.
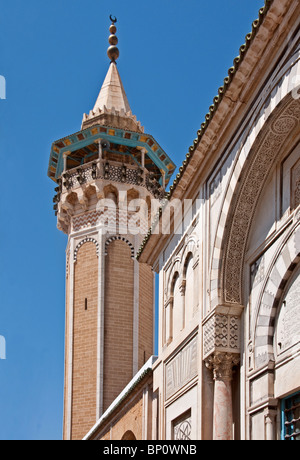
[107,15,119,63]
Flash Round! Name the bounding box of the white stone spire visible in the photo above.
[93,61,131,115]
[81,17,143,133]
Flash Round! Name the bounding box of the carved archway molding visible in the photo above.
[223,97,300,305]
[210,95,300,309]
[253,220,300,368]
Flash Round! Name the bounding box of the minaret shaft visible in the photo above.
[48,16,175,441]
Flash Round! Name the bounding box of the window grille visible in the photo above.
[282,393,300,440]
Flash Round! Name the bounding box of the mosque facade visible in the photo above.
[48,0,300,440]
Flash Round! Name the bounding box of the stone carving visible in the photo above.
[223,98,300,305]
[173,413,192,440]
[63,164,96,190]
[254,226,300,367]
[292,159,300,209]
[203,312,240,359]
[276,267,300,354]
[62,158,165,200]
[165,336,197,400]
[205,352,240,381]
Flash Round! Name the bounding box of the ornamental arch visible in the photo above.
[209,95,300,310]
[253,224,300,368]
[166,258,181,299]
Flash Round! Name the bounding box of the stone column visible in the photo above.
[179,280,186,330]
[203,304,243,440]
[164,297,173,345]
[265,410,277,441]
[205,352,239,440]
[63,152,68,172]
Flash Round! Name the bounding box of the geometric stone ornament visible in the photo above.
[223,98,300,305]
[173,412,192,441]
[203,305,243,360]
[165,336,197,400]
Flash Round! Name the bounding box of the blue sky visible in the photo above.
[0,0,264,440]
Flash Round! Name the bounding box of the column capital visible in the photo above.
[205,352,240,381]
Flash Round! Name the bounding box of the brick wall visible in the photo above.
[64,236,154,439]
[103,240,134,411]
[71,242,98,440]
[63,252,70,440]
[139,263,154,368]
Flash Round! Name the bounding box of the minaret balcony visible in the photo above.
[59,158,164,200]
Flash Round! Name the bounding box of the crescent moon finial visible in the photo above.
[107,16,119,62]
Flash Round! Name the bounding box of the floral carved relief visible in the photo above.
[223,97,300,305]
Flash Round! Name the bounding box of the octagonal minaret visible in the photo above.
[48,17,175,441]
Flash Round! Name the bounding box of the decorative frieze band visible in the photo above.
[165,335,198,400]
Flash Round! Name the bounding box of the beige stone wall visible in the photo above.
[103,240,134,411]
[71,242,99,440]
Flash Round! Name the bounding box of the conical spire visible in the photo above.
[92,61,131,114]
[81,16,144,133]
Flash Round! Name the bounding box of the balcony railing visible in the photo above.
[60,158,165,199]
